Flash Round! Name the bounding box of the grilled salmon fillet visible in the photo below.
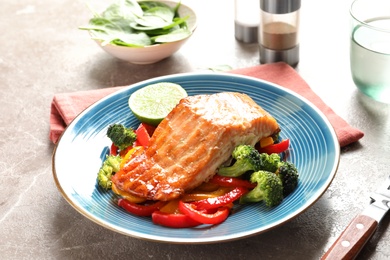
[111,92,280,201]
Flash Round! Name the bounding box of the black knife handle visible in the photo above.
[321,214,378,260]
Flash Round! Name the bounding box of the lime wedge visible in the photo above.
[128,82,188,126]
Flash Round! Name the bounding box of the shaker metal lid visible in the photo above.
[234,21,258,43]
[260,0,301,14]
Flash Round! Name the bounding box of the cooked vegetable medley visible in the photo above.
[96,124,299,228]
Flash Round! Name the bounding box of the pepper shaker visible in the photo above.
[259,0,301,67]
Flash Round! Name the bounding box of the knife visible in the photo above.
[321,175,390,260]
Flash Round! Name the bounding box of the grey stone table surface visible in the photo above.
[1,0,389,259]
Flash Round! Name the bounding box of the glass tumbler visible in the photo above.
[350,0,390,103]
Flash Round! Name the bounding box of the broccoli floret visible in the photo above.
[259,153,281,172]
[276,161,299,197]
[258,153,299,197]
[97,155,122,190]
[106,124,137,151]
[240,170,283,207]
[217,144,299,199]
[218,145,262,177]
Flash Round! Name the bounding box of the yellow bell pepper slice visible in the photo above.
[112,183,146,204]
[259,136,274,148]
[120,146,144,169]
[159,199,181,214]
[181,187,232,202]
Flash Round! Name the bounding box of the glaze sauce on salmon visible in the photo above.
[112,92,280,201]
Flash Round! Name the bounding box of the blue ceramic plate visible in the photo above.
[53,72,340,243]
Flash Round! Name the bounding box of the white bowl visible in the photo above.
[93,1,197,65]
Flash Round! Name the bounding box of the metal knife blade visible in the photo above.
[321,175,390,260]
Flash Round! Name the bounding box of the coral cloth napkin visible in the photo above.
[49,62,364,147]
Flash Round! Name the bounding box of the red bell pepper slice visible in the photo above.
[110,143,118,156]
[134,123,155,147]
[209,175,256,189]
[152,211,201,228]
[192,186,248,210]
[178,201,230,225]
[118,198,165,217]
[257,139,290,154]
[141,122,156,136]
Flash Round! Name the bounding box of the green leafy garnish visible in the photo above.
[79,0,191,47]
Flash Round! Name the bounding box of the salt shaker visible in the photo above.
[234,0,260,43]
[259,0,301,67]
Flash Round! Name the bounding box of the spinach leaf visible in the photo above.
[143,6,175,22]
[132,15,172,29]
[152,28,191,43]
[103,0,143,19]
[110,32,151,47]
[81,17,133,33]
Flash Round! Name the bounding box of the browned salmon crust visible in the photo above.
[111,92,280,201]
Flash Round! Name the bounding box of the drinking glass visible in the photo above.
[350,0,390,103]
